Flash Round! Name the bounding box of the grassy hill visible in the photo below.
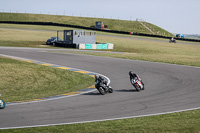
[0,12,173,36]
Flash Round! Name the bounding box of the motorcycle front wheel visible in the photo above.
[141,81,145,90]
[134,85,141,92]
[98,87,106,95]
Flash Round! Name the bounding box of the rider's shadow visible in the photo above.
[115,89,138,92]
[82,92,103,96]
[83,89,138,96]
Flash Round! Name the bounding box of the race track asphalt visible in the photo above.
[0,47,200,129]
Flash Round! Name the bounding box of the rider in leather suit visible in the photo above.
[129,71,144,90]
[129,71,138,81]
[95,75,108,89]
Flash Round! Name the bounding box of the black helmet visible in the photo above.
[129,71,134,76]
[129,71,137,77]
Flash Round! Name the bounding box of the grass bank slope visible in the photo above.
[0,12,173,36]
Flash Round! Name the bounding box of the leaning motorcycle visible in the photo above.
[0,94,6,109]
[169,39,176,43]
[131,78,144,92]
[95,82,113,95]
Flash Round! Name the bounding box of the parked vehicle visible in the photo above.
[176,34,184,38]
[0,94,5,109]
[46,37,62,45]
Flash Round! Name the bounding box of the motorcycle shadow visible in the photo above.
[83,90,114,96]
[115,89,138,92]
[82,92,105,96]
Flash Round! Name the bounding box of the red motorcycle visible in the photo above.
[130,76,145,92]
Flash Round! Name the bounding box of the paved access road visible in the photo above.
[0,47,200,129]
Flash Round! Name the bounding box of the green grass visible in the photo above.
[0,12,173,36]
[101,35,200,67]
[0,23,76,31]
[0,27,59,48]
[0,57,94,102]
[1,109,200,133]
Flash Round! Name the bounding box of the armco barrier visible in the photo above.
[0,21,200,42]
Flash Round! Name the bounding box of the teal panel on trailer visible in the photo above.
[85,44,93,49]
[96,44,102,49]
[97,44,108,49]
[102,43,108,49]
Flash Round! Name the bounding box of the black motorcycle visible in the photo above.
[0,94,6,109]
[95,81,113,95]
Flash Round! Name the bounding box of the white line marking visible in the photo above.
[1,106,200,130]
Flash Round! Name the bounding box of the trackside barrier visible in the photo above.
[0,21,200,42]
[78,43,114,49]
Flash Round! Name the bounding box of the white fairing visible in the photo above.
[140,83,143,89]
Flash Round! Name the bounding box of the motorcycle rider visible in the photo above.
[95,75,113,95]
[129,71,144,90]
[95,75,108,89]
[170,37,176,42]
[0,93,5,109]
[129,71,139,82]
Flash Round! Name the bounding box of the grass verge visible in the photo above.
[0,27,56,48]
[0,56,94,102]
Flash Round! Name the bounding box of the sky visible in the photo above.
[1,0,200,34]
